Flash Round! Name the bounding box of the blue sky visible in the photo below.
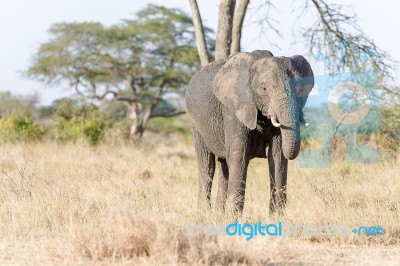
[1,0,399,105]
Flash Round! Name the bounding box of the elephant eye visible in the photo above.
[259,87,268,95]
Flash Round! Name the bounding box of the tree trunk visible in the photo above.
[129,102,153,139]
[129,102,140,138]
[231,0,249,53]
[188,0,209,66]
[215,0,236,60]
[139,105,152,137]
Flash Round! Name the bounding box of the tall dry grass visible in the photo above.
[0,133,399,265]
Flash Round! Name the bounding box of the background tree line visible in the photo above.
[0,2,398,157]
[0,91,191,145]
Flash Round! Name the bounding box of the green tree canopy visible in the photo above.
[28,4,214,137]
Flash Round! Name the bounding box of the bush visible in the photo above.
[376,105,400,159]
[83,117,106,146]
[0,113,44,142]
[53,99,107,146]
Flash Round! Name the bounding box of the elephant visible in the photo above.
[185,50,314,216]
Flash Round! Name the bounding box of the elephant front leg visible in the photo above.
[225,140,251,218]
[268,133,288,215]
[194,129,216,209]
[216,159,229,213]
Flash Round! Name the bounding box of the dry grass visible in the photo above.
[0,133,399,265]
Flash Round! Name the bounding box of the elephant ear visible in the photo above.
[290,55,314,109]
[212,53,257,130]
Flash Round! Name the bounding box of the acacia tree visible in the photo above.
[28,5,213,137]
[188,0,394,79]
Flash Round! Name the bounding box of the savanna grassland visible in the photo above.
[0,131,399,265]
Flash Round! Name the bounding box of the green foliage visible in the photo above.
[0,113,43,142]
[27,4,212,137]
[301,105,400,160]
[27,4,213,105]
[83,118,105,146]
[376,105,400,158]
[147,117,190,136]
[53,99,106,146]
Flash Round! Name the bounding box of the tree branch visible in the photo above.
[73,77,136,103]
[306,0,394,76]
[231,0,249,53]
[188,0,210,66]
[149,110,186,119]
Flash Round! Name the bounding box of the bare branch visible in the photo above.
[149,110,186,119]
[245,0,281,50]
[231,0,250,53]
[305,0,395,78]
[73,77,135,103]
[188,0,210,66]
[149,87,165,114]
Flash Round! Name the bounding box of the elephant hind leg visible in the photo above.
[193,129,216,209]
[216,159,229,213]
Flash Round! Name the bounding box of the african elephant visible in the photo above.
[185,50,314,216]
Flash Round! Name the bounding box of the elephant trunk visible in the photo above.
[273,87,301,160]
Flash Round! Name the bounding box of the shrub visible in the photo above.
[376,105,400,159]
[83,117,106,146]
[53,99,107,146]
[0,113,43,142]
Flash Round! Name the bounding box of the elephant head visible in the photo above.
[212,51,314,160]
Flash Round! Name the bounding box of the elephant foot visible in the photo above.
[197,194,212,211]
[215,200,226,214]
[269,203,285,216]
[225,200,244,219]
[269,187,287,216]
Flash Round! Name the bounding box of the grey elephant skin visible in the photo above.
[185,50,314,216]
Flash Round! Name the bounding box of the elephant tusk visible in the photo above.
[300,115,310,127]
[271,116,281,127]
